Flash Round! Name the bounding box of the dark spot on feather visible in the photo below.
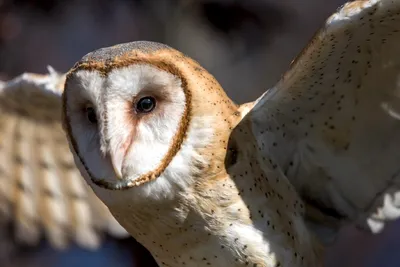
[39,161,51,169]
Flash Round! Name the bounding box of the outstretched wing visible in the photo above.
[0,67,128,250]
[241,0,400,238]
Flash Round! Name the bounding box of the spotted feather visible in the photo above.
[243,0,400,239]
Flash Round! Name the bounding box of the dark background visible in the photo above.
[1,0,400,266]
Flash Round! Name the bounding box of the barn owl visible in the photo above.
[62,40,322,267]
[0,68,129,250]
[60,0,400,266]
[4,0,400,266]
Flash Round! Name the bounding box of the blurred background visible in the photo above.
[1,0,400,266]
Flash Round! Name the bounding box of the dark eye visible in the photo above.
[136,96,156,113]
[85,106,97,124]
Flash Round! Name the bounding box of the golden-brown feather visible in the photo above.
[61,0,400,264]
[243,0,400,239]
[63,41,322,267]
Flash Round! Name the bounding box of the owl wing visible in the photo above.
[0,67,129,250]
[240,0,400,238]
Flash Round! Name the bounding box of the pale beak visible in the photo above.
[109,151,124,180]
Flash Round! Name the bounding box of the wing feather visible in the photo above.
[0,112,18,219]
[240,0,400,238]
[37,122,70,249]
[51,129,101,249]
[0,68,129,250]
[14,117,40,246]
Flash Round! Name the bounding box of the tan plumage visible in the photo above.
[62,42,321,266]
[7,0,400,265]
[240,0,400,239]
[0,68,128,250]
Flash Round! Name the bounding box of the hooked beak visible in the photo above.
[109,149,124,180]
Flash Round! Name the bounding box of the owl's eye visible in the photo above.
[136,97,156,113]
[85,106,97,124]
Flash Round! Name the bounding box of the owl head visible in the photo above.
[62,41,243,207]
